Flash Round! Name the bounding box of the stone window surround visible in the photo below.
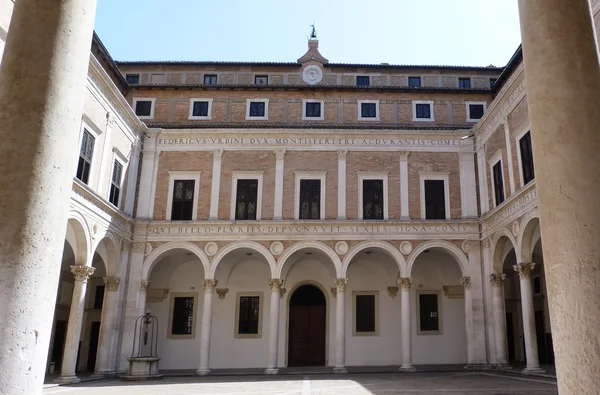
[166,171,202,221]
[245,98,269,120]
[188,98,213,120]
[167,292,199,339]
[132,97,156,120]
[412,100,435,122]
[234,291,264,339]
[301,99,325,121]
[78,117,103,187]
[488,150,505,208]
[416,290,443,336]
[123,72,141,84]
[357,99,380,121]
[108,147,128,208]
[458,76,472,88]
[294,171,327,220]
[352,290,380,337]
[230,171,264,220]
[419,171,451,220]
[465,101,487,123]
[357,171,389,220]
[515,125,533,189]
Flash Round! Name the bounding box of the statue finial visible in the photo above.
[310,24,317,39]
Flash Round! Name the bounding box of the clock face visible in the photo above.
[302,65,323,85]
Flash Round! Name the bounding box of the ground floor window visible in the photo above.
[235,292,263,338]
[168,293,197,339]
[353,292,378,335]
[417,291,441,334]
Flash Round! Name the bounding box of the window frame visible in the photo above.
[254,75,269,85]
[356,75,370,86]
[245,98,269,120]
[489,78,498,88]
[108,150,126,207]
[419,172,451,220]
[294,171,326,220]
[188,98,213,120]
[352,291,379,336]
[358,172,389,220]
[167,292,199,339]
[125,73,141,85]
[230,171,264,220]
[166,171,201,221]
[416,290,443,335]
[412,100,435,122]
[516,128,535,187]
[408,76,422,88]
[302,99,325,120]
[75,120,102,186]
[133,97,156,120]
[465,101,487,122]
[234,291,264,339]
[357,100,380,121]
[458,77,472,89]
[488,151,506,207]
[203,74,218,85]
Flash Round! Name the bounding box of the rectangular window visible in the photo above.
[419,293,440,332]
[249,102,265,117]
[305,102,321,118]
[356,76,370,86]
[238,296,260,335]
[94,285,105,310]
[519,131,535,185]
[125,74,140,84]
[355,294,376,333]
[489,78,497,88]
[360,103,377,118]
[458,77,471,88]
[415,103,432,120]
[363,180,384,220]
[171,296,194,335]
[424,180,446,220]
[299,179,321,220]
[134,100,153,117]
[171,179,195,221]
[255,75,268,85]
[192,101,209,117]
[408,76,422,87]
[109,160,123,206]
[467,102,486,122]
[76,129,95,184]
[492,161,505,206]
[204,74,217,85]
[235,179,258,220]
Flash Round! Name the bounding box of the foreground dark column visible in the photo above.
[518,0,600,393]
[0,1,97,393]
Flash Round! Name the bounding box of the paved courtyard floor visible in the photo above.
[43,372,558,395]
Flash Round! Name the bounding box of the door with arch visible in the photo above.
[288,284,326,367]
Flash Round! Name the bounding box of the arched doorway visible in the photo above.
[288,285,326,367]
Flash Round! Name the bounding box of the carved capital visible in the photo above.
[132,242,146,253]
[514,262,536,279]
[398,151,409,161]
[387,286,399,298]
[397,277,413,290]
[279,288,287,298]
[334,278,348,292]
[213,149,224,160]
[490,273,506,287]
[203,279,218,291]
[275,149,286,161]
[140,280,151,292]
[103,276,121,291]
[269,279,284,291]
[71,265,95,282]
[460,277,472,290]
[216,288,229,299]
[337,150,348,160]
[120,239,131,252]
[330,287,337,297]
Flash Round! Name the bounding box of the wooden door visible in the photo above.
[288,305,326,366]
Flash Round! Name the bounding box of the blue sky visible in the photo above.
[95,0,521,67]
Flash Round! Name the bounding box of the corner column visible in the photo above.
[461,277,474,366]
[273,150,286,220]
[399,152,410,220]
[197,279,217,376]
[56,265,96,383]
[265,279,283,374]
[333,278,348,373]
[209,150,223,220]
[490,273,509,367]
[513,262,543,373]
[337,151,348,220]
[398,277,415,371]
[93,276,121,377]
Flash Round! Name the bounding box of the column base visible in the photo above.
[333,366,348,374]
[399,365,416,372]
[522,366,545,374]
[54,375,80,384]
[196,369,211,376]
[264,368,279,375]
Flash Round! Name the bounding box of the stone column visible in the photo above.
[197,279,217,376]
[461,277,474,366]
[93,276,121,377]
[513,262,543,373]
[337,151,348,220]
[273,150,286,220]
[135,134,158,218]
[399,152,410,220]
[209,150,223,220]
[56,265,96,383]
[333,278,348,373]
[124,141,142,216]
[398,278,415,371]
[518,1,600,391]
[490,273,509,367]
[0,0,97,392]
[265,279,283,374]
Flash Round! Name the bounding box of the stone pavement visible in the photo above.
[43,372,558,394]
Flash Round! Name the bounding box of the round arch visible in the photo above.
[143,241,211,281]
[517,210,540,263]
[66,211,92,266]
[341,240,407,278]
[275,241,342,279]
[92,231,121,276]
[491,228,518,273]
[407,240,469,277]
[209,241,276,279]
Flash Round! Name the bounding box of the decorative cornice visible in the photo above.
[269,279,284,290]
[71,265,95,282]
[460,277,471,290]
[514,262,535,279]
[397,277,413,290]
[490,273,506,287]
[103,276,120,291]
[215,288,229,299]
[203,279,218,291]
[387,286,399,298]
[334,278,348,292]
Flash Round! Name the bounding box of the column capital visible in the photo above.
[337,150,348,160]
[514,262,536,279]
[490,273,506,287]
[215,288,229,299]
[203,279,218,291]
[131,242,146,253]
[120,239,131,252]
[274,149,286,161]
[279,287,287,298]
[397,277,413,289]
[334,278,348,291]
[268,279,284,290]
[398,151,410,161]
[213,149,224,160]
[140,280,151,292]
[103,276,120,291]
[71,265,95,282]
[460,276,472,290]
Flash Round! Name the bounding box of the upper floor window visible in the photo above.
[519,131,535,185]
[255,75,268,85]
[408,76,422,87]
[302,100,323,120]
[235,179,258,220]
[358,100,379,121]
[492,160,505,206]
[204,74,217,85]
[295,172,326,220]
[489,78,497,88]
[133,98,155,120]
[189,99,212,120]
[458,77,471,88]
[356,76,370,86]
[361,179,385,220]
[246,99,269,120]
[109,159,123,207]
[413,101,434,122]
[423,179,447,220]
[76,129,95,184]
[466,101,486,122]
[125,74,140,85]
[171,180,195,221]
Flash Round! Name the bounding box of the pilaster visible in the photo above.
[209,150,224,220]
